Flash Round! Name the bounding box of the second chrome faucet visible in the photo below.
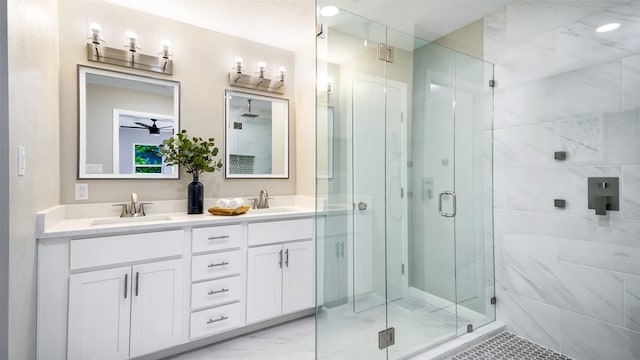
[250,189,272,209]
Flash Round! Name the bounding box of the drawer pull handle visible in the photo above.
[208,288,229,295]
[208,235,230,240]
[207,315,228,324]
[208,261,230,268]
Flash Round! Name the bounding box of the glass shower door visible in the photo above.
[316,9,389,360]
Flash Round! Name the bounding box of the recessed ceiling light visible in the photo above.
[596,23,620,33]
[320,6,339,17]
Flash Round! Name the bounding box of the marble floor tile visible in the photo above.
[165,316,315,360]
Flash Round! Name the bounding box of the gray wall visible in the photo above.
[0,2,9,359]
[8,0,61,358]
[487,1,640,359]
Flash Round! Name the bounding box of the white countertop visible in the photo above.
[37,196,317,239]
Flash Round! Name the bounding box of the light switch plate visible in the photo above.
[75,183,89,200]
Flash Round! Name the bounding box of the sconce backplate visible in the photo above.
[228,72,285,95]
[87,44,173,75]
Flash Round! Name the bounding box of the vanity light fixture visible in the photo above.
[85,25,173,75]
[228,57,285,94]
[596,23,620,33]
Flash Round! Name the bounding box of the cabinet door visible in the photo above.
[68,267,131,360]
[246,244,283,323]
[129,259,185,358]
[282,240,315,314]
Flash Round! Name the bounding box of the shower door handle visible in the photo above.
[438,191,456,217]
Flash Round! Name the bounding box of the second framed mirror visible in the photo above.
[225,90,289,179]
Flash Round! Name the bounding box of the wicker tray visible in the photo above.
[208,205,250,216]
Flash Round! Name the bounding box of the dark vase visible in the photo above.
[187,175,204,214]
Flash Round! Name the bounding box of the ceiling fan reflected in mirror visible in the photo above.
[121,118,173,136]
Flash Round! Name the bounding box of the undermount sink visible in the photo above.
[250,207,301,214]
[90,214,173,226]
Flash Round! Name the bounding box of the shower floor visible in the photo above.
[449,332,573,360]
[317,294,492,360]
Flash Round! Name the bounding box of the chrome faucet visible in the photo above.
[250,189,272,209]
[113,192,152,217]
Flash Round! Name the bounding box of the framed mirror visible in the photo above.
[225,90,289,178]
[78,65,180,179]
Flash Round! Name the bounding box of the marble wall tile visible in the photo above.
[559,310,640,360]
[558,238,640,276]
[501,166,622,215]
[623,165,640,220]
[625,274,640,332]
[554,214,640,247]
[483,6,506,61]
[495,30,557,87]
[505,0,625,45]
[495,289,561,351]
[505,77,557,127]
[545,110,640,167]
[493,125,554,169]
[497,249,625,324]
[622,54,640,111]
[552,61,621,119]
[493,88,506,130]
[555,5,640,74]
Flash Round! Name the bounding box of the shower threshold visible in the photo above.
[404,321,505,360]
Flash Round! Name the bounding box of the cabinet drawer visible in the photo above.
[192,225,241,253]
[248,218,313,246]
[70,230,183,270]
[191,276,241,310]
[190,302,242,339]
[192,251,241,282]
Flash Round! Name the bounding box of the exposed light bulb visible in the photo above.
[89,23,102,45]
[125,31,138,52]
[160,39,171,58]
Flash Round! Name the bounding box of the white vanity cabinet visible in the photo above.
[246,218,314,323]
[68,259,184,360]
[37,208,316,360]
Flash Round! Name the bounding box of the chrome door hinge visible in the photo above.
[489,79,496,88]
[401,263,405,275]
[378,327,395,349]
[378,43,394,63]
[401,188,404,199]
[491,296,497,305]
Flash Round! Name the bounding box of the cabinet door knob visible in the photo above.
[208,261,229,268]
[207,315,228,324]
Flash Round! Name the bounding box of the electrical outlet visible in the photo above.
[75,183,89,200]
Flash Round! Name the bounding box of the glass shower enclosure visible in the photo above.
[316,6,495,359]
